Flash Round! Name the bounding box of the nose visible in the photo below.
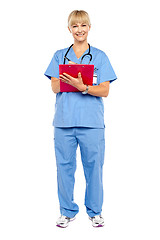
[77,26,82,32]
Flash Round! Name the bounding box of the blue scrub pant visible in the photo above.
[53,127,105,218]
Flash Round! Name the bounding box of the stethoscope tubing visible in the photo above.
[63,43,92,64]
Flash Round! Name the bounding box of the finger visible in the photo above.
[59,74,68,80]
[63,73,73,80]
[68,61,76,64]
[60,77,67,82]
[60,75,70,81]
[60,78,70,84]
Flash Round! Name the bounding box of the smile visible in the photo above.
[76,33,85,36]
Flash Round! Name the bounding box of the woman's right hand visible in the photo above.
[68,61,76,64]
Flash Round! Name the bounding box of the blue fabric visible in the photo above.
[44,45,117,128]
[54,127,105,218]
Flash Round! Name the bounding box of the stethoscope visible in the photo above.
[63,43,92,64]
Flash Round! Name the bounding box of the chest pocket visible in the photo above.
[93,67,98,85]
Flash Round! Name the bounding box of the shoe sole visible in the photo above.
[93,224,104,227]
[56,224,67,228]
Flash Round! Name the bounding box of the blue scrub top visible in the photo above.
[44,45,117,128]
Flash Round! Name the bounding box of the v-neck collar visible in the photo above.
[71,46,90,61]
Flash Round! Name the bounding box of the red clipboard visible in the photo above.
[59,64,94,92]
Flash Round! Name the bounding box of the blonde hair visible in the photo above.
[68,10,91,27]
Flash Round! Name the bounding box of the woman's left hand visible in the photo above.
[59,72,85,91]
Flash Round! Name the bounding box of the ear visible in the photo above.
[68,26,72,33]
[89,25,91,31]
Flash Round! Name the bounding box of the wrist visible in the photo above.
[82,84,89,94]
[80,84,87,92]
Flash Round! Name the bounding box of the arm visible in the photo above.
[51,77,60,93]
[80,81,110,98]
[60,72,110,98]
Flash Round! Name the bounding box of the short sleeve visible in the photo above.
[98,52,117,84]
[44,51,59,80]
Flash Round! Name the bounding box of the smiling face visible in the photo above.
[68,22,91,43]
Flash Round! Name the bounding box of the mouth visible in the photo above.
[76,33,85,36]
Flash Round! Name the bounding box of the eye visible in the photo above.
[73,25,77,28]
[82,24,87,27]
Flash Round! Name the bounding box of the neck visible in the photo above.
[73,40,89,51]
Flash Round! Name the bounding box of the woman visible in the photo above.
[44,10,117,228]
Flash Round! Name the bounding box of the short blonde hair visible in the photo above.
[68,10,91,27]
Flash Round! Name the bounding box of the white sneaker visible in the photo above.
[89,215,104,227]
[56,215,75,228]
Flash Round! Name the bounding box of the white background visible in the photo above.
[0,0,160,239]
